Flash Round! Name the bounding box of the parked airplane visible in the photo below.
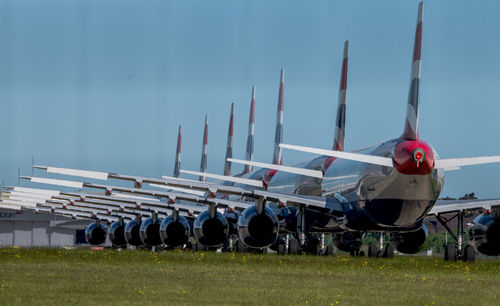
[3,2,500,261]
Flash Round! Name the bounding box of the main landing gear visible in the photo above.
[435,210,476,262]
[292,206,334,256]
[367,232,394,258]
[275,234,333,256]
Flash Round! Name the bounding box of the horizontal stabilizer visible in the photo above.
[227,158,323,179]
[180,169,263,188]
[280,144,394,167]
[435,156,500,170]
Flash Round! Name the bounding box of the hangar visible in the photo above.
[0,207,90,247]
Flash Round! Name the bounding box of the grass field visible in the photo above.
[0,248,499,305]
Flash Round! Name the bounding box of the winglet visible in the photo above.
[402,1,423,141]
[224,103,235,176]
[199,114,208,181]
[173,125,182,178]
[272,69,284,165]
[244,86,256,174]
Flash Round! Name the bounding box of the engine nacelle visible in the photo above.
[139,216,163,247]
[469,214,500,256]
[85,222,107,245]
[333,231,363,252]
[391,225,428,254]
[160,215,190,247]
[124,219,143,246]
[238,205,279,248]
[193,210,229,248]
[107,221,126,246]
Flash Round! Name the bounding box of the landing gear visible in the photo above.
[368,243,377,258]
[234,239,246,253]
[298,206,306,247]
[436,210,476,262]
[384,245,394,258]
[275,234,290,255]
[334,231,364,256]
[289,237,300,255]
[367,233,394,258]
[222,236,234,252]
[444,244,456,261]
[378,231,385,255]
[278,243,286,255]
[326,245,334,256]
[463,245,475,262]
[319,233,326,255]
[304,235,321,255]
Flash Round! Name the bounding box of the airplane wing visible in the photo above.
[252,190,328,209]
[1,200,120,223]
[21,175,334,211]
[7,186,206,215]
[31,165,337,210]
[1,194,138,221]
[2,187,196,222]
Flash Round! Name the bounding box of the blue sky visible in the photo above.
[1,0,500,198]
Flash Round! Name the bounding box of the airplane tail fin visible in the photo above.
[325,41,349,171]
[173,125,182,178]
[402,1,423,141]
[244,86,256,174]
[223,103,235,176]
[272,69,284,165]
[199,114,208,181]
[334,40,348,151]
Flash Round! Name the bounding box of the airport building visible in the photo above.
[0,208,90,247]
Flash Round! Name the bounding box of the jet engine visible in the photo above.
[124,217,143,246]
[107,220,127,246]
[160,214,190,247]
[391,225,428,254]
[85,222,107,245]
[139,216,163,247]
[469,213,500,256]
[193,209,229,248]
[333,231,363,252]
[238,205,279,248]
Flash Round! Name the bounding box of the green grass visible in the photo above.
[0,248,499,305]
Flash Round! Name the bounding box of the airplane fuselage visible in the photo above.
[267,137,444,232]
